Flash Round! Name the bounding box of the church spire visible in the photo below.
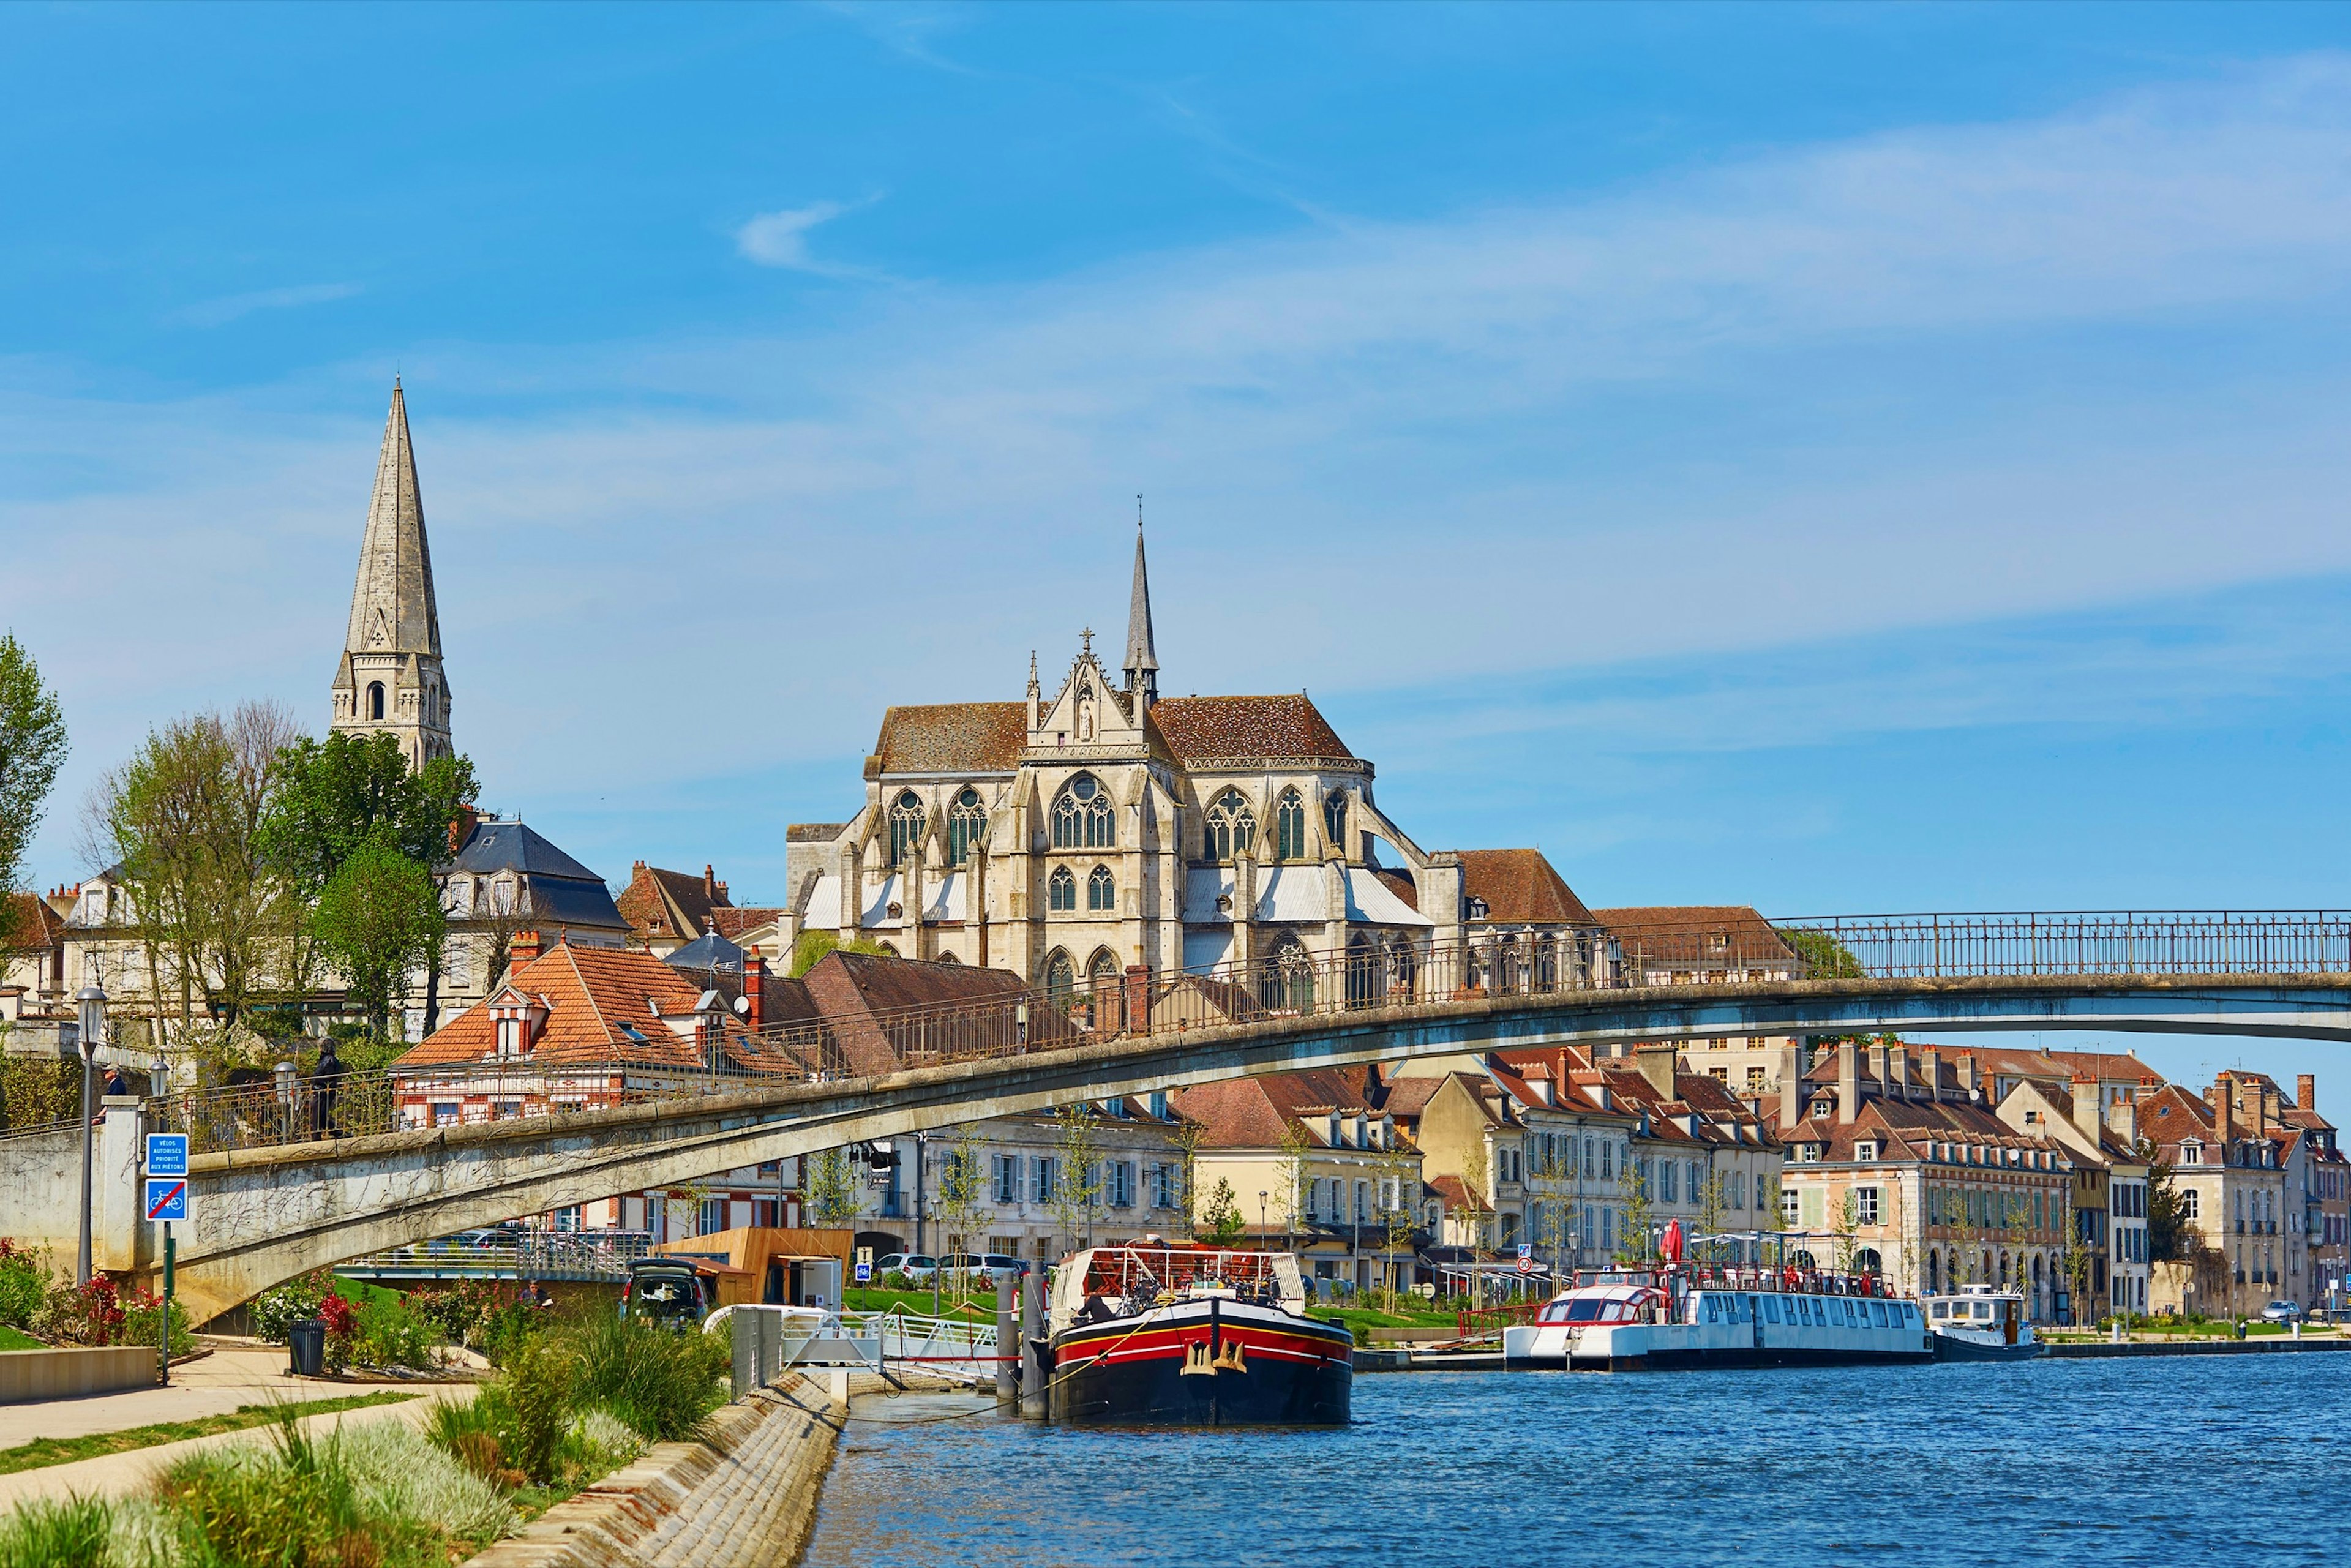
[331,380,453,768]
[1122,501,1158,708]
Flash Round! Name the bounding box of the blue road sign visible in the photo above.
[144,1179,187,1223]
[146,1133,189,1179]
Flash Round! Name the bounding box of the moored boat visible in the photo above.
[1925,1285,2042,1362]
[1047,1244,1352,1426]
[1502,1262,1930,1371]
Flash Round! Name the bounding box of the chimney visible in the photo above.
[633,860,646,874]
[1634,1043,1677,1101]
[1921,1046,1941,1103]
[703,865,718,901]
[509,929,542,964]
[1837,1045,1858,1124]
[1889,1046,1911,1102]
[2298,1073,2317,1114]
[2104,1098,2137,1148]
[2071,1078,2102,1143]
[1868,1040,1890,1096]
[2214,1081,2235,1154]
[1779,1041,1802,1128]
[448,803,479,858]
[1957,1051,1979,1101]
[743,946,767,1033]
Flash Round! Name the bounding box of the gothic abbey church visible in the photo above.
[329,381,453,769]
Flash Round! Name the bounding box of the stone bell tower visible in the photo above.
[329,380,452,768]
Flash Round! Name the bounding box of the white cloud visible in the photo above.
[173,282,362,329]
[733,199,875,274]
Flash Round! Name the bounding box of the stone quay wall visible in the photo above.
[466,1373,844,1568]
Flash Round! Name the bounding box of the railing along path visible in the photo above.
[18,909,2351,1155]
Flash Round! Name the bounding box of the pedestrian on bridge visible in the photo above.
[311,1038,348,1138]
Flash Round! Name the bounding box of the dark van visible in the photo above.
[621,1258,716,1330]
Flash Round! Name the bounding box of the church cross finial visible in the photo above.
[1080,626,1095,657]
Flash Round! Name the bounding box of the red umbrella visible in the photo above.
[1660,1220,1685,1264]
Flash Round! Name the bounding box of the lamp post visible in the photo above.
[273,1060,298,1144]
[1258,1190,1268,1251]
[73,985,105,1287]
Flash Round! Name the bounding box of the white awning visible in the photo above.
[1344,867,1433,928]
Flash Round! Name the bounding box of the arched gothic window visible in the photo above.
[889,791,926,867]
[1205,790,1255,861]
[947,789,987,866]
[1344,933,1379,1008]
[1048,866,1077,912]
[367,682,386,721]
[1387,939,1417,997]
[1258,936,1315,1013]
[1087,865,1116,913]
[1275,789,1308,860]
[1323,789,1348,852]
[1052,774,1114,849]
[1043,949,1076,1005]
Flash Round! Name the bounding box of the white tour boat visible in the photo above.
[1923,1285,2042,1362]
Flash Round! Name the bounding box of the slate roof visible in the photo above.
[1455,849,1597,926]
[1594,905,1796,969]
[1150,695,1354,763]
[666,931,746,973]
[871,703,1029,775]
[1370,869,1419,912]
[451,820,601,883]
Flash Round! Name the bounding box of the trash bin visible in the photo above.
[288,1318,328,1377]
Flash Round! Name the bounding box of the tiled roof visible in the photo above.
[872,703,1027,774]
[1594,906,1795,969]
[1172,1068,1376,1149]
[711,908,786,940]
[2045,1049,2165,1086]
[617,864,733,942]
[3,893,62,950]
[1426,1174,1489,1214]
[1150,695,1354,763]
[1455,849,1595,926]
[395,943,771,1071]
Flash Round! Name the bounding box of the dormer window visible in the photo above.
[489,992,548,1060]
[1855,1141,1877,1161]
[2181,1141,2203,1165]
[1466,897,1490,921]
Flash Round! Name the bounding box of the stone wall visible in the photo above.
[0,1346,157,1403]
[465,1373,843,1568]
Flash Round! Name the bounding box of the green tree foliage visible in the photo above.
[258,730,476,895]
[1049,1102,1107,1248]
[311,844,443,1040]
[1777,928,1866,979]
[1199,1178,1245,1247]
[803,1147,863,1228]
[86,703,304,1049]
[787,928,893,978]
[2136,1138,2190,1262]
[0,634,67,945]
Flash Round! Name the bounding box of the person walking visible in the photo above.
[310,1038,348,1138]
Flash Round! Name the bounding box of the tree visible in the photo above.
[1616,1152,1657,1264]
[932,1123,990,1299]
[83,703,303,1059]
[787,929,892,978]
[1460,1137,1494,1266]
[1169,1113,1208,1240]
[257,731,476,895]
[310,843,443,1042]
[1049,1103,1107,1250]
[1777,928,1865,980]
[1199,1179,1245,1247]
[1372,1135,1420,1308]
[1274,1116,1313,1244]
[803,1148,863,1229]
[1697,1169,1730,1266]
[2136,1138,2189,1262]
[0,634,67,945]
[1831,1190,1861,1277]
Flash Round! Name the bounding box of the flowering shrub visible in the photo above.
[121,1287,194,1358]
[318,1290,356,1373]
[40,1275,124,1346]
[250,1269,333,1345]
[0,1240,49,1330]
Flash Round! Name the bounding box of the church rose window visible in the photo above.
[1205,790,1255,861]
[1323,789,1347,852]
[1275,789,1308,860]
[1052,774,1114,849]
[1048,866,1077,912]
[890,791,926,867]
[1087,865,1116,912]
[948,789,986,866]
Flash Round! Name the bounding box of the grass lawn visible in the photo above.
[843,1287,998,1320]
[0,1391,419,1477]
[0,1327,42,1352]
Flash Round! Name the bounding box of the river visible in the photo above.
[800,1355,2347,1566]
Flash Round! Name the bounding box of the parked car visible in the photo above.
[2260,1299,2303,1324]
[937,1253,1030,1280]
[621,1258,716,1330]
[873,1253,937,1282]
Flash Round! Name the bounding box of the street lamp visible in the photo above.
[273,1060,298,1144]
[1258,1190,1268,1250]
[73,986,105,1287]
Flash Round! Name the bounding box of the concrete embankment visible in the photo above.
[2045,1335,2351,1359]
[467,1372,846,1568]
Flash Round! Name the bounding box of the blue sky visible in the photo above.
[10,4,2351,1109]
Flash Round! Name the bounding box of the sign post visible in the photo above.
[144,1134,189,1388]
[854,1246,874,1286]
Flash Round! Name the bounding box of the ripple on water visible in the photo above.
[799,1356,2350,1567]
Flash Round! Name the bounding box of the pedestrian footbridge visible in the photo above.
[11,911,2351,1323]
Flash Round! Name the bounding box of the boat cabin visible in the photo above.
[1051,1244,1306,1334]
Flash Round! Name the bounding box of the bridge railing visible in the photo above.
[340,1229,656,1281]
[26,910,2351,1153]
